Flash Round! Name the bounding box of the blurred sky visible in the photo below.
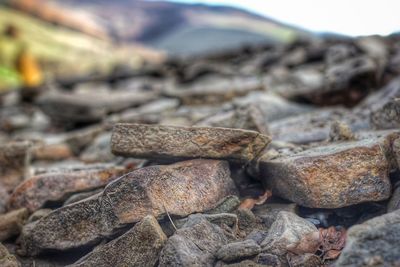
[164,0,399,36]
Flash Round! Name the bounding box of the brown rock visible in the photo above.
[0,141,31,193]
[0,208,29,241]
[111,123,270,163]
[70,215,167,267]
[8,165,126,212]
[19,159,237,255]
[259,133,396,208]
[0,243,20,267]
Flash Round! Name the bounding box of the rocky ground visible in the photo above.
[1,35,400,267]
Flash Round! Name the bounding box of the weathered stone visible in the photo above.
[8,165,126,212]
[69,215,167,267]
[0,243,20,267]
[261,212,318,258]
[80,132,117,163]
[159,216,229,267]
[336,210,400,267]
[0,141,31,193]
[370,98,400,130]
[31,143,73,161]
[253,203,298,229]
[63,189,104,206]
[216,260,264,267]
[235,209,265,236]
[0,208,29,241]
[165,76,263,105]
[64,125,105,155]
[217,240,261,262]
[388,183,400,213]
[329,120,355,141]
[259,134,396,208]
[206,195,241,214]
[19,159,236,255]
[256,253,282,266]
[0,186,9,214]
[38,90,157,123]
[111,124,270,163]
[27,209,52,223]
[287,253,321,267]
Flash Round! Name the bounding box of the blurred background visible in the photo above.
[0,0,398,92]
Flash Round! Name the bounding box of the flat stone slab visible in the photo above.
[19,159,236,256]
[258,133,397,208]
[69,215,167,267]
[111,123,270,162]
[8,165,126,212]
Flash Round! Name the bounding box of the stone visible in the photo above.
[38,90,157,123]
[253,203,298,229]
[0,243,20,267]
[19,159,236,256]
[0,208,29,241]
[80,132,117,163]
[0,186,9,214]
[8,165,126,212]
[216,260,264,267]
[388,183,400,213]
[259,134,396,208]
[0,141,31,193]
[111,123,270,163]
[261,212,318,258]
[287,253,321,267]
[69,215,167,267]
[336,210,400,267]
[159,216,229,267]
[370,98,400,130]
[255,253,282,266]
[206,195,241,215]
[31,143,73,161]
[63,189,104,206]
[217,240,261,262]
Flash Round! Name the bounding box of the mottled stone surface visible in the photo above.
[111,123,270,162]
[70,215,167,267]
[261,212,318,258]
[336,210,400,267]
[370,98,400,129]
[259,135,395,208]
[0,141,31,192]
[0,243,20,267]
[217,240,261,262]
[159,216,229,267]
[253,203,298,228]
[19,159,236,255]
[0,208,29,241]
[8,166,126,212]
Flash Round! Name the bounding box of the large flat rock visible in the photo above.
[258,132,398,208]
[19,159,237,256]
[111,123,270,162]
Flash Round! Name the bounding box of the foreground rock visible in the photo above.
[336,210,400,267]
[259,134,396,208]
[70,215,167,267]
[19,159,236,255]
[217,240,261,263]
[0,208,29,241]
[159,215,229,266]
[261,212,318,261]
[0,243,20,267]
[8,165,126,212]
[111,124,270,162]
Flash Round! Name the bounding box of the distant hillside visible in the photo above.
[0,5,163,80]
[8,0,311,55]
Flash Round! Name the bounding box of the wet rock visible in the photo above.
[0,141,32,193]
[336,210,400,267]
[19,159,236,255]
[0,208,29,241]
[217,239,261,263]
[70,215,167,267]
[38,90,157,123]
[370,98,400,129]
[0,243,20,267]
[166,76,263,105]
[8,165,126,212]
[259,135,395,208]
[261,212,318,258]
[159,216,229,267]
[111,123,270,163]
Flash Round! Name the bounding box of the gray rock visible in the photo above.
[19,159,236,256]
[69,215,167,267]
[111,123,270,163]
[253,203,298,229]
[371,98,400,130]
[206,195,240,214]
[388,183,400,213]
[336,210,400,267]
[217,239,261,262]
[255,253,282,266]
[63,189,104,206]
[258,134,396,208]
[0,243,20,267]
[159,216,229,267]
[0,208,29,241]
[261,212,318,257]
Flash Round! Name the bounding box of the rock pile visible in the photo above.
[1,35,400,266]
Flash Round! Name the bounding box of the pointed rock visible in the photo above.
[19,159,236,256]
[70,215,167,267]
[111,123,270,163]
